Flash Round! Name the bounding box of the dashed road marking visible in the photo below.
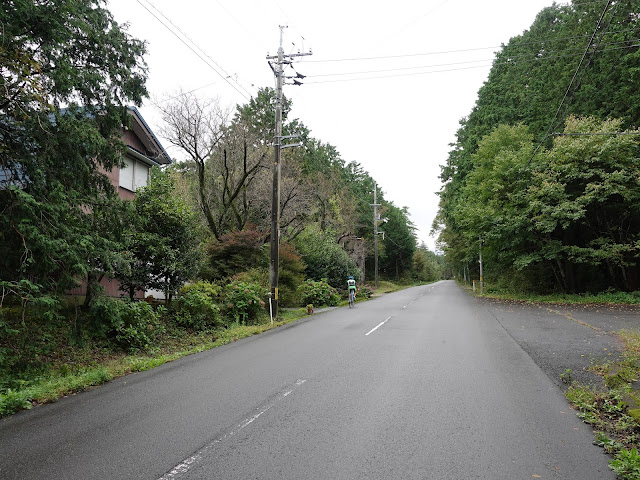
[365,317,392,336]
[157,379,307,480]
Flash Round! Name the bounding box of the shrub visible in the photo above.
[299,279,340,307]
[0,388,32,416]
[203,228,268,281]
[359,286,374,299]
[171,281,221,331]
[279,243,306,307]
[89,297,164,352]
[222,281,268,325]
[294,226,361,288]
[610,448,640,479]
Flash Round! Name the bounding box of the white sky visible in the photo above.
[107,0,557,251]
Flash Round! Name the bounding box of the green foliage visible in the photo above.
[117,168,203,302]
[89,297,164,352]
[1,0,148,302]
[0,389,33,416]
[595,432,624,455]
[441,117,640,294]
[412,244,443,282]
[298,279,340,307]
[204,228,267,281]
[436,0,640,294]
[560,368,573,385]
[278,243,306,307]
[171,281,221,331]
[378,203,416,280]
[294,225,361,288]
[610,448,640,479]
[221,281,267,325]
[359,286,374,299]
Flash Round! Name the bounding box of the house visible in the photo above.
[106,106,172,200]
[68,106,172,298]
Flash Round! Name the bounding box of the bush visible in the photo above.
[359,286,374,299]
[89,297,164,352]
[203,228,268,281]
[171,281,221,331]
[294,226,361,288]
[299,279,340,307]
[610,448,640,479]
[222,281,268,326]
[0,388,32,416]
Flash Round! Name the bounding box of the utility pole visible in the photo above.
[266,26,311,319]
[372,183,381,288]
[479,237,484,294]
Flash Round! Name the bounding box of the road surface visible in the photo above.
[0,281,614,479]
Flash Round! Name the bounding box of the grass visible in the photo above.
[0,310,310,417]
[459,280,640,477]
[461,280,640,306]
[565,329,640,479]
[0,280,415,417]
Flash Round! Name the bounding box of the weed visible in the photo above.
[595,432,624,454]
[610,448,640,479]
[560,368,573,384]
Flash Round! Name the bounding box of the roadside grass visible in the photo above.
[459,280,640,477]
[565,330,640,479]
[0,309,309,417]
[461,281,640,305]
[1,280,416,417]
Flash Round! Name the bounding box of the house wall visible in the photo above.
[123,130,147,154]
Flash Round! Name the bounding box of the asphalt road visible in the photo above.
[0,281,615,479]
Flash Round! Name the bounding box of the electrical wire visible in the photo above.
[134,0,253,102]
[303,40,637,79]
[303,43,637,84]
[527,0,615,164]
[303,27,638,64]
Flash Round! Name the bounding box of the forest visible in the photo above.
[433,0,640,294]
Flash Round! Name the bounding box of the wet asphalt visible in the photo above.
[482,297,640,388]
[2,281,636,479]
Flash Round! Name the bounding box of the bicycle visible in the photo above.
[349,290,356,308]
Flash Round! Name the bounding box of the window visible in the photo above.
[119,157,149,191]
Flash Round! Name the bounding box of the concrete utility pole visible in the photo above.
[372,183,381,288]
[479,237,484,294]
[266,26,311,319]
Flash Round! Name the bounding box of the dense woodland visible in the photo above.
[434,0,640,294]
[0,0,442,364]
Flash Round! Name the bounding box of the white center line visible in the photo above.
[365,316,392,336]
[158,379,307,480]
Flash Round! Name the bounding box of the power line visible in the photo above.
[528,0,615,164]
[303,40,636,80]
[148,82,219,107]
[303,43,637,84]
[303,27,638,64]
[134,0,253,102]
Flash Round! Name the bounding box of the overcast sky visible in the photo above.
[107,0,558,251]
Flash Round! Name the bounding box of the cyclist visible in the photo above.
[347,276,357,306]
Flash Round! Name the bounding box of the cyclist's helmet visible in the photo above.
[349,276,354,279]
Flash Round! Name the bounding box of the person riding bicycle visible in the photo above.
[347,276,357,302]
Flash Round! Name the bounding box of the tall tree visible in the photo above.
[435,0,640,291]
[378,204,416,280]
[116,168,203,303]
[0,0,147,304]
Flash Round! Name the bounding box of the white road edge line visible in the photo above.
[365,317,392,336]
[157,379,307,480]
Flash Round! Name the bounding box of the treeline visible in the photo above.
[434,0,640,293]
